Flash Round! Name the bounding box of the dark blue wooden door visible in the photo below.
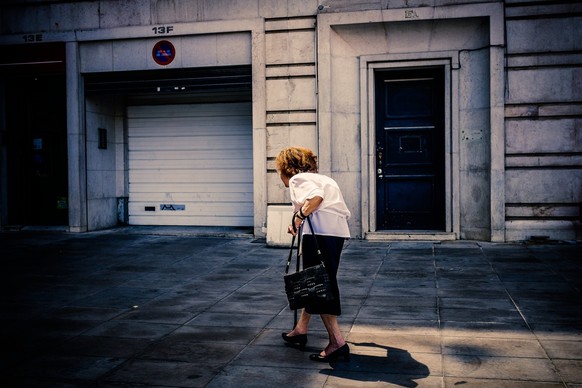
[375,68,445,230]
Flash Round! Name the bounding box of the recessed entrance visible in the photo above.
[1,42,68,227]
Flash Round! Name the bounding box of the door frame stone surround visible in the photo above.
[316,3,505,241]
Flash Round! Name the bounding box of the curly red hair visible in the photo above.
[275,147,318,178]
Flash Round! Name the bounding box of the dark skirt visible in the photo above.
[301,234,345,316]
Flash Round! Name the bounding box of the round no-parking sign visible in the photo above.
[152,40,175,65]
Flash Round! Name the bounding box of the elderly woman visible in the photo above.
[276,146,351,362]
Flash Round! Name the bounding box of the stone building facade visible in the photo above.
[0,0,580,242]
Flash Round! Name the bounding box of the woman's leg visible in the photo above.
[320,314,346,355]
[301,235,347,354]
[288,234,347,353]
[287,309,311,336]
[302,235,344,315]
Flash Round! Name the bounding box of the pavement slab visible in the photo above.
[1,228,580,387]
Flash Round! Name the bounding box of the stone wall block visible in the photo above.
[267,127,290,156]
[266,111,316,125]
[506,220,577,241]
[267,125,317,156]
[87,198,118,230]
[506,169,582,203]
[85,96,119,231]
[506,155,582,168]
[459,108,491,169]
[460,138,491,172]
[507,18,581,54]
[114,108,128,199]
[289,125,317,150]
[506,118,579,154]
[51,2,99,31]
[86,124,116,172]
[331,171,361,238]
[180,35,218,67]
[507,68,575,103]
[99,0,152,28]
[330,56,359,113]
[80,33,251,73]
[506,205,579,219]
[1,5,50,34]
[265,16,316,31]
[459,170,491,240]
[266,77,316,111]
[331,19,487,57]
[114,39,150,70]
[573,68,582,100]
[318,0,383,13]
[152,0,203,24]
[80,42,114,72]
[508,53,582,68]
[87,170,117,201]
[459,50,490,110]
[202,0,259,20]
[217,33,252,65]
[260,0,319,18]
[266,65,315,78]
[331,112,360,171]
[266,30,315,65]
[267,172,290,204]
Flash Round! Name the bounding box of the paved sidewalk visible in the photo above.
[1,227,581,387]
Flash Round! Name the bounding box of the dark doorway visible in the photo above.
[4,74,68,226]
[375,67,445,230]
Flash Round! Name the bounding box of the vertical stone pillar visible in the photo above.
[66,41,87,232]
[489,6,506,242]
[252,28,267,237]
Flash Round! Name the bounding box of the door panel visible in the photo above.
[376,68,445,230]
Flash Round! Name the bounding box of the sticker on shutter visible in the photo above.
[160,204,186,211]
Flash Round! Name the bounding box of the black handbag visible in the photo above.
[284,216,334,311]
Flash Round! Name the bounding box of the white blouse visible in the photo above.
[289,173,351,238]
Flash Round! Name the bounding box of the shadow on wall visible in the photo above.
[320,342,430,387]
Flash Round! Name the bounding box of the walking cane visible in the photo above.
[284,215,303,328]
[294,224,302,328]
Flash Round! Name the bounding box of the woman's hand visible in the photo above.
[287,213,304,236]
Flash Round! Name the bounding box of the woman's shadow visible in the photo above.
[318,342,430,388]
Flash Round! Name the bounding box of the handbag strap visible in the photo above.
[284,213,325,274]
[305,215,324,264]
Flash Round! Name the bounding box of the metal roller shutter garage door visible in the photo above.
[127,102,253,226]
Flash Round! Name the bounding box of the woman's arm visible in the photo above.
[289,196,323,234]
[299,196,323,218]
